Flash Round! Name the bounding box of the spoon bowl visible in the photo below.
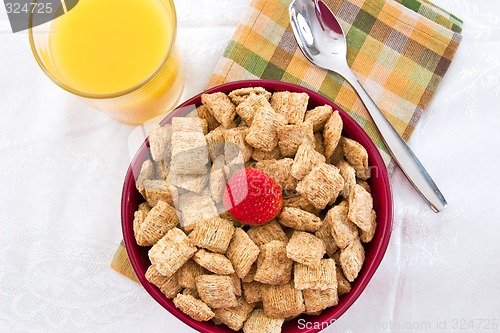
[290,0,348,74]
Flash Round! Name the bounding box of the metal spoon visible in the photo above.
[289,0,447,212]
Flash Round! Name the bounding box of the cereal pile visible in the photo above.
[133,87,376,332]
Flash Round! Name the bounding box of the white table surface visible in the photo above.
[1,1,499,332]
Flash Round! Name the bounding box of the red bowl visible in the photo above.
[121,80,393,333]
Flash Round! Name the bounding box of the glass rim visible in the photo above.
[28,0,178,100]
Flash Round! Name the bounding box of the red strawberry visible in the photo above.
[223,167,283,225]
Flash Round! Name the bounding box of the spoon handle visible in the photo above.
[342,73,447,212]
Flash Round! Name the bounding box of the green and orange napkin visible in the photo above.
[112,0,462,281]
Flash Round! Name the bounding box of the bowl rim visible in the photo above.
[121,79,393,333]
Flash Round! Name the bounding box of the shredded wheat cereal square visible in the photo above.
[251,146,282,161]
[210,167,228,203]
[195,274,238,309]
[193,249,235,275]
[242,281,262,304]
[339,238,365,282]
[136,159,155,197]
[149,124,172,162]
[290,143,326,180]
[282,195,321,215]
[244,309,284,333]
[228,87,272,105]
[205,126,227,161]
[306,310,323,316]
[348,184,374,232]
[294,258,337,290]
[304,105,334,132]
[323,111,343,162]
[201,92,237,128]
[171,117,207,136]
[173,293,215,322]
[357,178,371,193]
[172,117,207,134]
[178,190,218,231]
[235,92,271,125]
[286,231,325,268]
[170,131,209,175]
[197,104,220,132]
[243,309,284,333]
[168,172,209,193]
[314,132,325,156]
[133,203,150,242]
[326,200,359,249]
[241,263,257,283]
[343,137,370,179]
[330,137,345,165]
[154,159,169,181]
[245,106,286,152]
[143,179,177,207]
[277,207,322,232]
[177,259,206,289]
[231,273,242,296]
[211,154,227,172]
[226,228,260,278]
[255,158,297,192]
[182,287,200,299]
[296,163,344,210]
[246,220,288,247]
[332,250,341,266]
[303,288,339,314]
[336,266,352,296]
[261,280,305,319]
[277,122,315,158]
[145,265,182,299]
[225,127,253,164]
[148,228,196,277]
[188,216,235,254]
[201,119,211,135]
[270,91,309,125]
[135,200,179,247]
[254,240,293,285]
[214,297,255,331]
[360,210,377,243]
[212,317,223,326]
[314,219,338,257]
[337,159,356,199]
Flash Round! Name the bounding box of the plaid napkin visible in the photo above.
[111,0,462,280]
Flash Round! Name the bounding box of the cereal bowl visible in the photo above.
[121,80,393,332]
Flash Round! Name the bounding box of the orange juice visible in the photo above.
[40,0,183,124]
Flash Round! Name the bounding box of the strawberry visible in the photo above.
[223,167,283,226]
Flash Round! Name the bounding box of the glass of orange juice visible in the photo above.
[29,0,184,124]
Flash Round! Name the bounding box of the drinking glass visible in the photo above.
[29,0,184,124]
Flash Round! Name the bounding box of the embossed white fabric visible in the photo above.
[0,1,499,332]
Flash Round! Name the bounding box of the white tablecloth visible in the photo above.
[0,1,499,332]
